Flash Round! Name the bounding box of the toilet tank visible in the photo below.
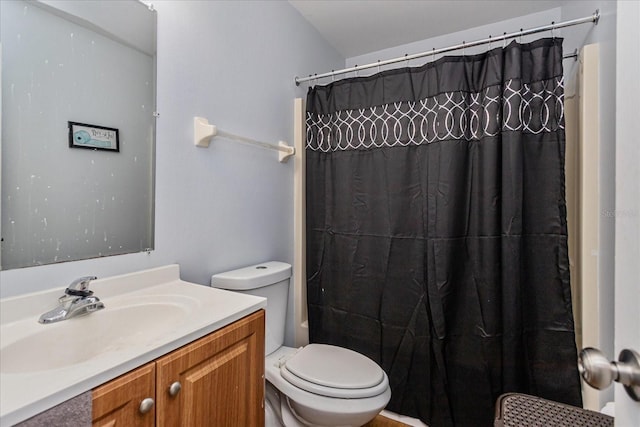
[211,261,292,355]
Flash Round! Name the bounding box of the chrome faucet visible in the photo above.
[38,276,105,324]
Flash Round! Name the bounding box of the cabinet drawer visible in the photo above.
[93,362,156,427]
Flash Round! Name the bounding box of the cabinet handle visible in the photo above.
[168,381,182,397]
[139,397,154,414]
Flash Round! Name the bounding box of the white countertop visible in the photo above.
[0,265,266,426]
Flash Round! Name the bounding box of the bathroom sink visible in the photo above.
[0,264,267,426]
[1,297,193,374]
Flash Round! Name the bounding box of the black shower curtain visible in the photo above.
[305,38,582,426]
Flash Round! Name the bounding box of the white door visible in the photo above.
[614,1,640,425]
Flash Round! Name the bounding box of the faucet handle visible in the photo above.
[65,276,98,297]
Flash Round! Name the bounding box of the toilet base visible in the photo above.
[265,381,384,427]
[266,381,304,427]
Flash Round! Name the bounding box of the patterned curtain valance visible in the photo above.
[306,77,564,151]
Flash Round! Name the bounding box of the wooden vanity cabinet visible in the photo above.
[92,310,265,427]
[155,309,265,426]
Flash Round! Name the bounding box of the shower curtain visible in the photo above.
[305,38,582,426]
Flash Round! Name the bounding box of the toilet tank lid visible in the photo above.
[210,261,292,290]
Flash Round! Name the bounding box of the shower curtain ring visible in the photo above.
[432,48,435,63]
[503,32,507,48]
[520,29,523,44]
[551,21,556,39]
[377,60,381,73]
[488,35,492,52]
[331,70,335,82]
[404,54,409,67]
[354,65,358,77]
[462,41,466,56]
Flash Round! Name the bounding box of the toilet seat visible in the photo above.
[280,344,388,399]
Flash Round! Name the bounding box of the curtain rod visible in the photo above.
[295,9,599,86]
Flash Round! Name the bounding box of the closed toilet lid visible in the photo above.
[280,344,388,399]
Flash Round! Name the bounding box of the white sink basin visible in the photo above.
[1,296,195,373]
[0,264,267,426]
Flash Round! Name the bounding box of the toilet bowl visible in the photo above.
[211,262,391,427]
[265,345,391,426]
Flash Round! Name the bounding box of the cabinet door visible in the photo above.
[156,310,265,427]
[93,362,156,427]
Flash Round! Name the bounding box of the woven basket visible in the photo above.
[494,393,614,427]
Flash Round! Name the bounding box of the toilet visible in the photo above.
[211,261,391,427]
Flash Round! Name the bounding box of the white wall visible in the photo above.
[0,0,343,345]
[346,9,562,71]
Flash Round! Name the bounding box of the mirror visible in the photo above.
[0,0,156,270]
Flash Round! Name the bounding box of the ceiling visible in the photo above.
[288,0,565,58]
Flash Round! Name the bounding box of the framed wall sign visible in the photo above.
[68,121,119,152]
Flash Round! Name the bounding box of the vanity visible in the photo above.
[0,265,267,426]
